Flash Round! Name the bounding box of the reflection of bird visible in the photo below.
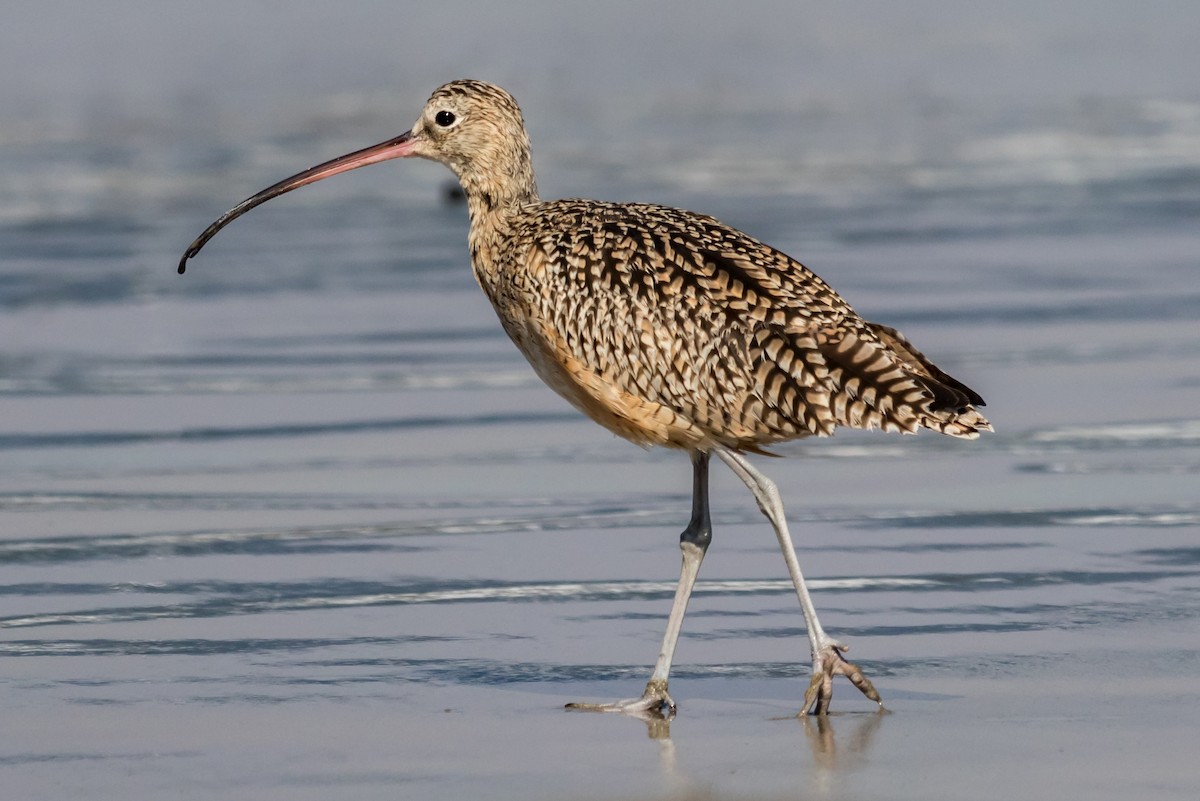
[179,79,990,716]
[802,712,888,796]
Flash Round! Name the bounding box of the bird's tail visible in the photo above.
[819,322,992,439]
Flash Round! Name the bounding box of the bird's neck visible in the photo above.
[462,178,537,229]
[453,129,538,227]
[459,153,538,224]
[460,157,538,287]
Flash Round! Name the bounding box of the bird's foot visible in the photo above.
[565,678,676,720]
[800,638,882,716]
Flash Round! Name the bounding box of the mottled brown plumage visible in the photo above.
[411,81,990,456]
[485,198,990,453]
[179,79,991,718]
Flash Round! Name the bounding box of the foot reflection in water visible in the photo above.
[578,703,888,798]
[801,711,888,796]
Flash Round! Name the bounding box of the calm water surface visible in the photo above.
[3,5,1200,800]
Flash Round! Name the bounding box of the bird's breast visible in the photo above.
[469,240,716,451]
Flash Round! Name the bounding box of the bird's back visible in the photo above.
[473,198,990,453]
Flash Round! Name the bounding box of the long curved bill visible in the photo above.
[177,130,419,274]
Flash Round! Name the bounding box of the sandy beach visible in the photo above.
[3,3,1200,799]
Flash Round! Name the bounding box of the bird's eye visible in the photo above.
[435,110,457,127]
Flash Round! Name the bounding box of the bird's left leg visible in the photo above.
[714,447,882,715]
[567,450,712,718]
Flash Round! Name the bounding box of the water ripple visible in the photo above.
[3,569,1190,630]
[0,636,453,658]
[0,410,578,450]
[873,505,1200,529]
[1025,419,1200,449]
[0,505,680,564]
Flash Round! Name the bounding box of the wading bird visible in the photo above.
[178,79,990,716]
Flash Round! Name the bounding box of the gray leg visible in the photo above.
[567,450,711,718]
[714,446,881,715]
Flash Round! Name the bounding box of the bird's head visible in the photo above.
[177,79,534,274]
[408,80,533,188]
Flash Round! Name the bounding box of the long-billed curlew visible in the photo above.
[178,80,990,717]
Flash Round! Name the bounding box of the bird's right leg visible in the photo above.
[715,447,882,715]
[566,450,712,719]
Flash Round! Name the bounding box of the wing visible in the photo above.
[502,200,989,450]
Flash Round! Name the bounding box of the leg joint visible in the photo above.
[680,521,712,549]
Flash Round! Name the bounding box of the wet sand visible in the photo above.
[8,666,1200,799]
[4,221,1200,799]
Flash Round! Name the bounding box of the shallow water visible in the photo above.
[4,4,1200,800]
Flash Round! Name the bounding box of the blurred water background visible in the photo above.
[2,2,1199,800]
